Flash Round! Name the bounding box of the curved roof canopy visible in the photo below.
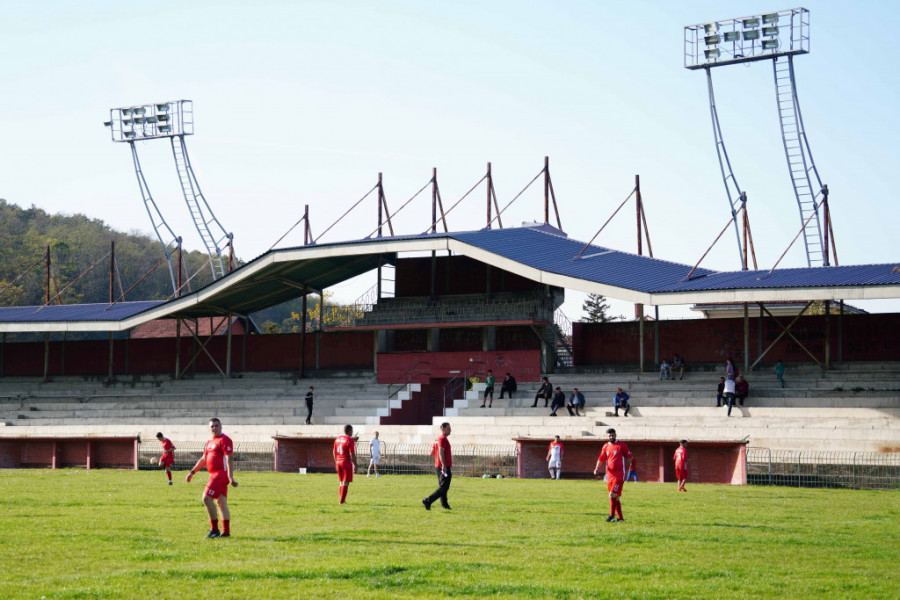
[1,225,898,333]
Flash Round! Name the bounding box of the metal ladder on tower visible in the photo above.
[773,55,825,267]
[170,135,231,279]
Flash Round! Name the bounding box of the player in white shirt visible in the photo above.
[546,435,564,479]
[367,431,384,477]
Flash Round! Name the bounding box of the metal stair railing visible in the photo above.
[385,361,431,418]
[442,361,487,415]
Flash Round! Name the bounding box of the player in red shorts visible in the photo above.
[333,424,357,504]
[155,432,176,485]
[593,428,632,522]
[186,418,238,538]
[674,440,689,492]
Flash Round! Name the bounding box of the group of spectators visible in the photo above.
[659,354,686,380]
[484,356,786,419]
[526,376,631,417]
[716,357,751,416]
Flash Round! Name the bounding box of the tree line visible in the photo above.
[0,199,216,306]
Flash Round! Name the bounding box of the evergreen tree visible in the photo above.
[582,293,623,323]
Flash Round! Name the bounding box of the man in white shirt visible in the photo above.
[723,377,737,417]
[367,431,384,477]
[546,435,564,479]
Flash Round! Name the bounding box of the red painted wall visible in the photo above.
[0,330,375,377]
[573,313,900,365]
[376,350,541,385]
[516,439,747,484]
[0,438,137,469]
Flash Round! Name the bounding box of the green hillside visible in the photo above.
[0,198,217,307]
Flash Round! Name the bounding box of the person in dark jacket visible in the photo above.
[735,376,749,406]
[549,387,566,416]
[532,377,553,408]
[499,373,518,399]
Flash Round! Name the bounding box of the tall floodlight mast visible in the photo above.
[104,100,233,286]
[685,8,827,267]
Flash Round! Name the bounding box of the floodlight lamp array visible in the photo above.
[104,100,193,142]
[685,7,809,69]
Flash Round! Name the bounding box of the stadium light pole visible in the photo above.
[104,100,233,287]
[684,8,827,267]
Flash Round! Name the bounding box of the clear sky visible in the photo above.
[1,1,898,319]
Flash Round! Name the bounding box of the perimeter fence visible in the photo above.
[356,442,517,478]
[139,442,274,472]
[747,448,900,490]
[140,443,899,489]
[139,442,518,478]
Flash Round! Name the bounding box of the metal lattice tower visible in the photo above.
[105,100,233,288]
[685,8,827,267]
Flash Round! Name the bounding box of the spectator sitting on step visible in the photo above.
[532,377,553,408]
[735,376,749,406]
[614,387,630,417]
[549,387,566,416]
[672,354,685,380]
[567,387,586,416]
[499,373,517,399]
[659,359,670,380]
[716,377,726,407]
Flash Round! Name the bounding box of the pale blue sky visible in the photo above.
[1,1,898,318]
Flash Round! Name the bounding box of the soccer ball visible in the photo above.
[482,474,491,478]
[496,474,504,479]
[150,457,158,465]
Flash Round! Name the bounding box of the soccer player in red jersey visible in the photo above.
[594,428,632,522]
[186,418,238,538]
[422,422,452,510]
[333,424,357,504]
[155,432,176,485]
[626,455,638,483]
[674,440,689,492]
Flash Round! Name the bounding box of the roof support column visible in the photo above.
[654,307,659,365]
[758,304,764,360]
[107,332,114,383]
[0,332,5,378]
[743,303,749,373]
[226,313,233,379]
[300,286,307,379]
[838,300,844,363]
[824,300,831,370]
[241,323,247,372]
[638,306,644,374]
[175,318,181,380]
[43,333,50,383]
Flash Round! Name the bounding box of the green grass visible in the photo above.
[1,470,898,599]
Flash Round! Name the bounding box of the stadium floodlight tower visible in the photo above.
[104,100,233,290]
[685,8,828,267]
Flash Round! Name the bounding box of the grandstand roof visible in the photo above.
[1,224,898,333]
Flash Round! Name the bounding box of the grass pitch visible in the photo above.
[1,470,898,599]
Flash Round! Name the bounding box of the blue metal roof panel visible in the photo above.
[0,301,162,323]
[450,227,715,292]
[660,264,900,293]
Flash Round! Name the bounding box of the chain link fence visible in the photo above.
[747,448,900,490]
[139,442,274,472]
[140,441,518,478]
[356,442,517,478]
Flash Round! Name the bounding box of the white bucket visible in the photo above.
[298,468,307,474]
